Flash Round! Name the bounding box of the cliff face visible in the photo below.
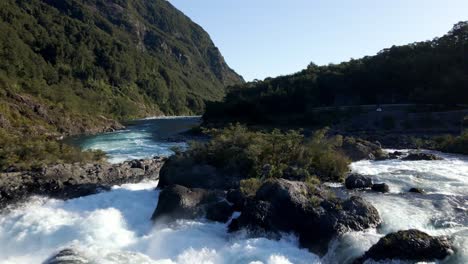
[0,0,243,136]
[81,0,243,87]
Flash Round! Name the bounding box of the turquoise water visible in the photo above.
[67,117,201,163]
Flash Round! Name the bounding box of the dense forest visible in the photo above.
[0,0,243,171]
[204,22,468,125]
[0,0,242,137]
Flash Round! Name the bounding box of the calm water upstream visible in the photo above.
[0,118,467,263]
[66,116,201,163]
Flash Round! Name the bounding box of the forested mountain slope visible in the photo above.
[204,22,468,125]
[0,0,243,137]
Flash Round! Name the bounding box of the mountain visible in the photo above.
[204,22,468,126]
[0,0,243,137]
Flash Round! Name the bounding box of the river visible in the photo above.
[0,117,466,263]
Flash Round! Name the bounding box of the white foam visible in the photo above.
[1,145,467,263]
[350,151,468,196]
[80,130,187,164]
[349,151,468,264]
[0,181,319,264]
[323,231,382,264]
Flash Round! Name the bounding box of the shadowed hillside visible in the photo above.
[204,22,468,127]
[0,0,243,171]
[0,0,243,137]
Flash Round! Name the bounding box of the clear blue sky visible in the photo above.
[169,0,468,81]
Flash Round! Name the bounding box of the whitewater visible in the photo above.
[0,118,467,264]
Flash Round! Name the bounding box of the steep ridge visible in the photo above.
[0,0,243,137]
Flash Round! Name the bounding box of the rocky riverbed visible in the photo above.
[150,147,464,263]
[0,118,466,264]
[0,157,166,210]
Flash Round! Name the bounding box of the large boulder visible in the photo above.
[151,185,233,223]
[388,151,404,159]
[345,174,373,189]
[44,249,90,264]
[342,137,388,161]
[157,154,244,190]
[205,199,234,222]
[402,152,443,161]
[371,183,390,193]
[355,230,452,263]
[229,179,381,253]
[0,157,166,209]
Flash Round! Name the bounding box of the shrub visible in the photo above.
[0,129,106,172]
[304,175,320,192]
[183,124,350,182]
[309,196,322,207]
[435,130,468,155]
[240,178,263,197]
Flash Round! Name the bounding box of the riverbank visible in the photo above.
[1,145,466,263]
[0,117,202,209]
[0,118,467,263]
[0,96,124,172]
[0,157,166,210]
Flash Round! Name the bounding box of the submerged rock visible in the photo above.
[383,151,405,160]
[371,183,390,193]
[409,187,426,194]
[402,152,443,161]
[44,249,90,264]
[355,229,452,263]
[0,157,166,209]
[345,174,373,189]
[151,185,233,223]
[229,179,381,254]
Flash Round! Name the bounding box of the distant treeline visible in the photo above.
[205,22,468,125]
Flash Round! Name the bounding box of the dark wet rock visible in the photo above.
[164,136,187,143]
[44,249,90,264]
[374,141,382,148]
[345,174,373,189]
[409,187,426,194]
[151,185,233,223]
[342,137,388,161]
[205,200,234,222]
[227,189,246,211]
[354,230,452,263]
[158,154,245,190]
[402,152,443,161]
[0,157,166,209]
[229,179,381,253]
[371,183,390,193]
[382,151,405,160]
